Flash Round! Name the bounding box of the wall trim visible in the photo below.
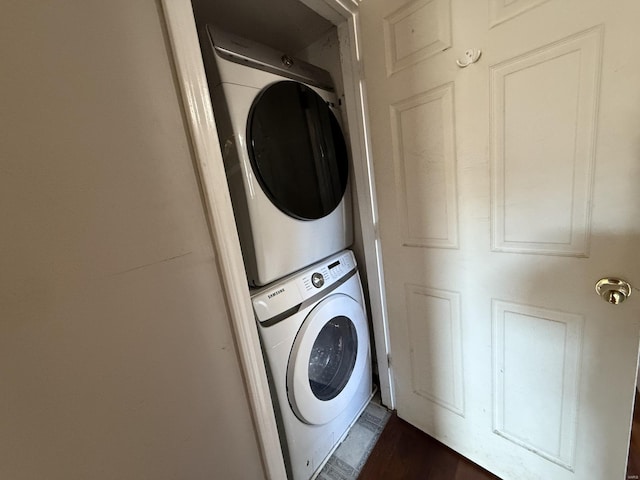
[330,8,395,409]
[159,2,287,478]
[301,0,395,409]
[160,0,394,478]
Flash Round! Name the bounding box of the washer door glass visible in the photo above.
[287,293,369,426]
[247,81,348,220]
[308,316,358,401]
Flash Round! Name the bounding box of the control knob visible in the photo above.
[311,272,325,288]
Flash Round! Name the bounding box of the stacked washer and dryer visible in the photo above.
[203,26,373,480]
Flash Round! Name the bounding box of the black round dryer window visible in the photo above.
[247,81,349,220]
[308,316,358,401]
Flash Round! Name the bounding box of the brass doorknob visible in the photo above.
[595,278,632,305]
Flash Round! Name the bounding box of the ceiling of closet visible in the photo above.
[191,0,334,53]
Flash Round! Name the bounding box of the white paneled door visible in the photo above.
[359,0,640,478]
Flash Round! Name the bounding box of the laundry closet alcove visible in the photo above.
[160,1,391,478]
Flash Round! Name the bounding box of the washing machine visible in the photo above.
[203,25,353,286]
[252,250,372,480]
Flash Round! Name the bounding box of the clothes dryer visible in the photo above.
[204,26,353,286]
[252,250,372,480]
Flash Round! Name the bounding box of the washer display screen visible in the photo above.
[247,81,349,220]
[308,316,358,401]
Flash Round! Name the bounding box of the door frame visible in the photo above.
[159,0,393,478]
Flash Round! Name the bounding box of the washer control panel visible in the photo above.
[300,251,354,294]
[252,250,356,323]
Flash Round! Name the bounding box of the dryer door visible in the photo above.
[247,80,349,221]
[287,293,369,426]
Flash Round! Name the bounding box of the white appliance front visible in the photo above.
[205,26,353,286]
[253,250,372,480]
[287,293,369,426]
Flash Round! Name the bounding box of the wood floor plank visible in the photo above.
[362,393,640,480]
[359,413,499,480]
[453,457,499,480]
[627,389,640,480]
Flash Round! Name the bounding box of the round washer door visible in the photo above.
[287,293,369,426]
[247,80,349,221]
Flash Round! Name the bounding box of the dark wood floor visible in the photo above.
[627,389,640,480]
[359,413,500,480]
[359,395,640,480]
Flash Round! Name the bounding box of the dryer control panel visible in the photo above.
[251,250,356,325]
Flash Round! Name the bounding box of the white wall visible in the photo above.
[0,2,265,479]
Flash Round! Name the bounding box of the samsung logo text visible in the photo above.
[268,288,285,299]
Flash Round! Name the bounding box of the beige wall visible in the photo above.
[0,2,265,479]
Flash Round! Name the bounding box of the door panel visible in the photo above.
[359,0,640,478]
[382,0,452,76]
[406,285,464,415]
[492,300,583,470]
[490,27,601,256]
[390,82,459,248]
[489,0,551,27]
